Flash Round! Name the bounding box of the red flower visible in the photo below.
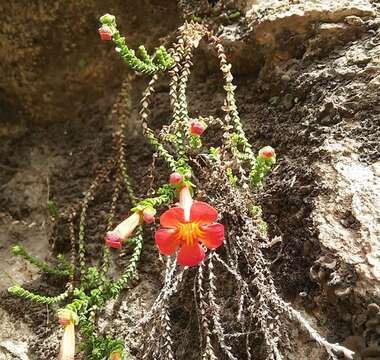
[105,212,141,249]
[155,186,224,266]
[105,231,123,249]
[258,146,275,159]
[169,172,183,185]
[98,25,113,41]
[189,120,206,136]
[143,207,156,224]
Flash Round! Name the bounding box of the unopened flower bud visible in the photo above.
[258,146,275,160]
[190,120,206,136]
[57,309,77,360]
[100,14,116,25]
[109,350,122,360]
[57,308,78,326]
[98,25,113,41]
[105,212,142,249]
[105,230,123,249]
[143,207,156,224]
[169,172,183,185]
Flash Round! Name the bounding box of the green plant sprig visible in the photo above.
[132,184,176,213]
[8,285,69,305]
[106,230,144,299]
[207,33,277,188]
[140,73,193,176]
[11,245,70,277]
[250,154,276,187]
[100,14,173,74]
[57,253,74,273]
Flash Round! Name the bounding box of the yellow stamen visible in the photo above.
[177,222,204,246]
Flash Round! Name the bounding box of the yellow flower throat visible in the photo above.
[177,222,204,246]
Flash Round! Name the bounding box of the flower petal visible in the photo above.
[201,223,224,249]
[177,243,205,267]
[155,228,179,255]
[160,207,185,228]
[190,201,218,224]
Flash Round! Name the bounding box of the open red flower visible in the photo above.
[155,186,224,266]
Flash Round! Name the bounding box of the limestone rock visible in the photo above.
[315,139,380,298]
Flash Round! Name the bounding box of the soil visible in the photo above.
[1,1,380,360]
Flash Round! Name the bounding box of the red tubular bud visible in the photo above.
[143,207,156,224]
[105,212,142,249]
[105,231,123,249]
[258,146,275,159]
[169,172,183,185]
[98,25,112,41]
[190,121,205,136]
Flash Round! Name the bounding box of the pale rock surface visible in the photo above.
[315,139,380,298]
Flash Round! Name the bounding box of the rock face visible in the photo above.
[254,2,380,302]
[315,139,380,298]
[218,0,380,302]
[0,1,179,126]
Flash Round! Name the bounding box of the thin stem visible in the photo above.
[108,230,144,299]
[11,245,69,277]
[8,286,69,305]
